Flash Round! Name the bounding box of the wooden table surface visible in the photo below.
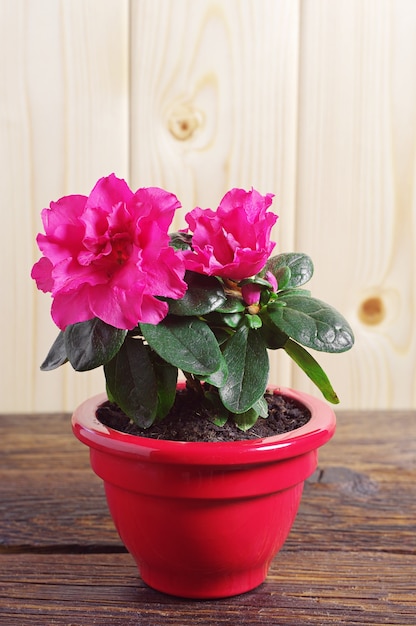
[0,409,415,625]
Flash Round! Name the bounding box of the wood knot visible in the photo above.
[167,104,202,141]
[309,466,379,498]
[358,296,385,326]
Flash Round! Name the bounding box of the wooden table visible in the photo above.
[0,409,415,625]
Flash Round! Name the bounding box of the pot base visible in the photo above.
[140,563,267,599]
[104,478,303,599]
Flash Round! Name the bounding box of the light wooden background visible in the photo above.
[1,0,415,413]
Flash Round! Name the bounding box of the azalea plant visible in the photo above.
[32,174,354,430]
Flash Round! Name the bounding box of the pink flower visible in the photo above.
[182,188,277,281]
[31,174,187,330]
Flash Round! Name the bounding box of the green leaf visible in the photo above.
[284,339,340,404]
[141,317,223,376]
[220,325,269,414]
[253,395,269,418]
[204,390,229,427]
[104,336,158,427]
[273,265,291,290]
[264,253,314,289]
[239,276,275,288]
[149,352,178,420]
[267,295,354,353]
[267,300,287,310]
[167,272,226,316]
[246,314,262,329]
[207,311,244,329]
[230,390,269,430]
[232,407,260,431]
[169,231,193,250]
[210,414,229,427]
[258,310,289,349]
[211,327,233,345]
[64,319,127,371]
[276,288,311,298]
[40,331,68,371]
[215,296,245,314]
[202,354,228,387]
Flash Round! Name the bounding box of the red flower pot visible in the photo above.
[72,387,336,599]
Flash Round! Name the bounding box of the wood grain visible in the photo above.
[0,0,129,413]
[130,0,299,231]
[294,0,416,408]
[1,0,416,413]
[129,0,300,391]
[0,551,414,625]
[0,409,415,623]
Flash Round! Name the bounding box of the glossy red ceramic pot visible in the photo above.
[72,387,336,599]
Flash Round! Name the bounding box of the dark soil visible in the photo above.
[96,387,311,442]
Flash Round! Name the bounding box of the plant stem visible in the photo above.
[183,372,204,396]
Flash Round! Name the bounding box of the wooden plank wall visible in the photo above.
[1,0,415,412]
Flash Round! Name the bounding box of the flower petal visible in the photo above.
[183,188,277,281]
[31,175,186,331]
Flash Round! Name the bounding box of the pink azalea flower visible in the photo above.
[182,188,278,281]
[31,174,187,330]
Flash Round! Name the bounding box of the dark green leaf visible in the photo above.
[267,295,354,353]
[40,331,68,371]
[141,317,223,376]
[267,300,287,310]
[169,231,193,250]
[64,319,127,371]
[149,352,178,420]
[231,393,269,431]
[284,339,340,404]
[207,311,244,329]
[277,288,311,298]
[258,311,288,349]
[215,296,245,314]
[202,354,228,387]
[211,327,233,345]
[167,272,226,316]
[239,276,275,288]
[104,336,158,427]
[204,390,229,427]
[273,265,291,291]
[220,326,269,413]
[264,253,314,289]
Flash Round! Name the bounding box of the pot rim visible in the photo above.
[72,387,336,465]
